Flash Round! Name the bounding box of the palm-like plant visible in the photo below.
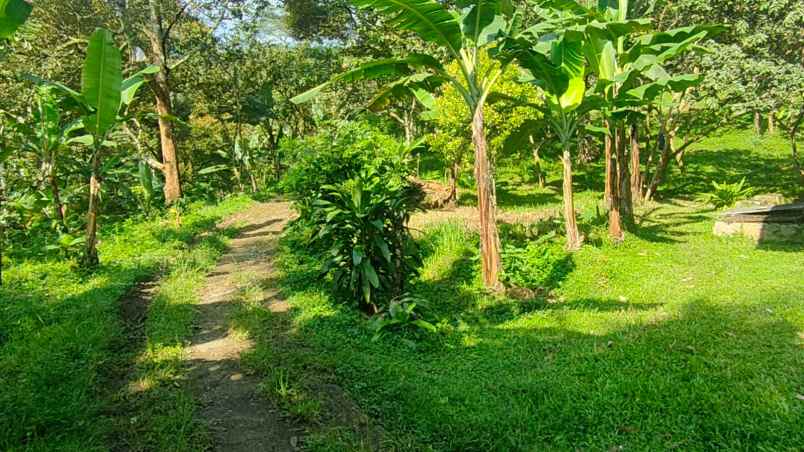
[43,28,156,266]
[292,0,523,289]
[14,88,91,228]
[503,32,591,250]
[533,0,722,241]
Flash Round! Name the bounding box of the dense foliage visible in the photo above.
[312,171,423,311]
[280,122,410,221]
[281,122,423,310]
[501,238,572,291]
[2,0,803,450]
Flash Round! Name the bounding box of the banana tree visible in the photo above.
[11,88,94,229]
[504,31,591,250]
[49,28,156,266]
[536,0,722,240]
[292,0,523,289]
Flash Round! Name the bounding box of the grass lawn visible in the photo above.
[240,130,803,450]
[0,196,253,450]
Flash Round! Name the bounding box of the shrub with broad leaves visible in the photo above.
[283,121,424,312]
[312,170,423,312]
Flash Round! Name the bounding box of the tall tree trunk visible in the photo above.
[768,112,776,135]
[630,123,643,205]
[645,127,675,202]
[561,149,582,251]
[148,0,182,204]
[529,135,545,188]
[607,122,624,241]
[754,110,763,135]
[151,80,182,203]
[617,126,633,222]
[447,160,459,205]
[604,130,613,210]
[83,153,101,267]
[471,108,502,290]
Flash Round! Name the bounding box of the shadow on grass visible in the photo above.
[661,147,800,200]
[478,296,663,325]
[250,197,803,450]
[628,205,714,243]
[756,237,804,252]
[265,242,804,450]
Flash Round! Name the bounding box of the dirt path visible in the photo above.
[186,201,300,451]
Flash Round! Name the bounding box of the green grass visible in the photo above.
[0,195,252,450]
[247,130,803,450]
[422,129,802,213]
[3,130,800,450]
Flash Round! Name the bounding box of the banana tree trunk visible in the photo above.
[49,170,65,227]
[630,123,643,205]
[645,127,676,202]
[604,129,613,210]
[42,156,65,226]
[83,153,101,267]
[607,123,624,242]
[471,108,502,290]
[768,112,775,135]
[561,149,582,251]
[754,111,762,135]
[529,135,545,188]
[404,108,415,146]
[249,173,258,193]
[448,160,460,205]
[617,127,633,222]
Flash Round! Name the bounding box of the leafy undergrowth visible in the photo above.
[0,195,252,451]
[263,202,804,450]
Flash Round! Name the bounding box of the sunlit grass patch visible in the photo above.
[0,195,252,450]
[256,131,804,450]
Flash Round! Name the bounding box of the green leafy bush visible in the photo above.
[696,178,754,208]
[501,237,573,291]
[284,121,424,312]
[280,121,409,224]
[311,171,423,312]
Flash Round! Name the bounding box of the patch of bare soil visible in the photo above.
[186,201,304,451]
[409,205,558,232]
